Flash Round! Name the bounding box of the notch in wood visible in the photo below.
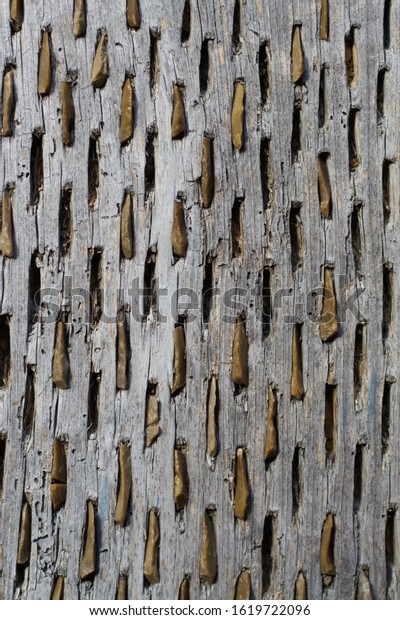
[201,136,214,208]
[174,448,189,511]
[52,320,70,389]
[231,315,249,387]
[114,443,132,525]
[320,513,335,585]
[17,499,31,565]
[171,325,186,395]
[143,509,160,584]
[120,192,134,259]
[199,510,218,584]
[61,82,75,146]
[290,324,304,400]
[51,438,67,510]
[145,390,159,447]
[171,84,186,139]
[231,81,245,151]
[264,385,278,462]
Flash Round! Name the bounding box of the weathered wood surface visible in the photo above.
[0,0,399,601]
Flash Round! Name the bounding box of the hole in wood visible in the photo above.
[0,186,14,258]
[231,197,243,258]
[385,508,396,597]
[0,316,10,388]
[59,185,72,257]
[324,384,337,459]
[61,82,75,146]
[384,0,391,49]
[87,370,101,434]
[234,569,251,600]
[258,41,271,105]
[262,267,272,339]
[292,446,302,517]
[348,108,360,170]
[345,28,358,87]
[38,29,52,96]
[291,323,304,400]
[201,135,214,208]
[149,29,160,97]
[199,39,210,95]
[120,77,134,146]
[382,159,393,223]
[354,323,365,410]
[260,136,272,209]
[382,263,393,343]
[181,0,191,44]
[116,575,127,600]
[351,202,363,276]
[291,104,302,164]
[261,514,275,595]
[381,379,391,456]
[143,247,157,316]
[318,66,327,128]
[28,251,41,328]
[91,31,108,89]
[17,498,31,566]
[232,0,242,55]
[0,436,5,500]
[264,385,278,463]
[145,129,156,201]
[289,202,303,271]
[202,256,214,324]
[120,192,134,259]
[178,576,190,600]
[377,68,386,121]
[174,445,189,511]
[353,443,364,514]
[23,366,36,435]
[234,447,250,520]
[317,153,332,218]
[88,135,99,208]
[30,130,43,206]
[90,248,103,327]
[114,443,132,526]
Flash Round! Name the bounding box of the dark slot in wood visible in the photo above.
[231,197,243,258]
[30,130,43,206]
[145,129,156,200]
[206,375,218,458]
[377,69,386,120]
[292,446,302,517]
[10,0,24,32]
[199,509,217,585]
[262,267,272,339]
[181,0,190,44]
[90,247,103,327]
[348,108,360,170]
[202,256,213,323]
[143,247,157,316]
[289,202,303,271]
[261,514,275,594]
[23,366,36,435]
[381,379,391,455]
[258,41,270,105]
[385,508,396,596]
[345,28,358,87]
[318,67,326,128]
[382,263,393,342]
[149,29,160,97]
[354,324,365,407]
[290,323,304,400]
[320,513,335,585]
[59,185,72,257]
[382,160,392,223]
[79,500,96,580]
[351,202,362,275]
[353,443,364,514]
[232,0,242,55]
[199,39,210,95]
[291,105,301,163]
[324,384,337,459]
[0,316,10,388]
[0,436,5,500]
[88,370,101,433]
[384,0,391,49]
[260,136,272,209]
[88,135,99,208]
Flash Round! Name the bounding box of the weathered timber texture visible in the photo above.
[0,0,399,602]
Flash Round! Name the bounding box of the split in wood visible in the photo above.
[171,200,188,258]
[120,192,134,259]
[320,513,335,586]
[324,384,337,459]
[149,30,160,96]
[292,447,302,516]
[354,323,365,407]
[0,437,5,500]
[382,160,393,223]
[348,109,360,169]
[351,202,362,275]
[291,105,301,163]
[51,438,67,510]
[143,509,160,584]
[114,443,132,525]
[201,136,214,208]
[261,514,274,594]
[231,82,245,151]
[0,316,10,389]
[231,197,243,258]
[174,448,189,511]
[384,0,391,49]
[232,0,242,54]
[116,576,127,600]
[345,28,358,88]
[231,316,249,387]
[73,0,86,37]
[291,26,304,83]
[171,325,186,395]
[116,311,129,390]
[30,130,43,205]
[356,568,372,600]
[180,0,191,44]
[262,267,272,339]
[386,508,396,596]
[294,572,307,600]
[91,32,108,89]
[127,0,140,29]
[289,202,303,270]
[377,69,386,120]
[145,389,159,447]
[234,569,251,600]
[38,30,52,96]
[320,267,338,342]
[206,376,218,458]
[290,324,304,400]
[52,320,70,389]
[199,510,217,585]
[199,39,210,95]
[80,500,96,580]
[120,78,134,145]
[202,257,214,323]
[171,84,186,139]
[0,187,14,257]
[317,154,331,218]
[320,0,329,40]
[90,248,103,326]
[88,370,101,433]
[88,135,99,207]
[61,82,75,146]
[258,41,270,105]
[2,68,15,137]
[10,0,24,32]
[318,67,326,128]
[23,367,35,434]
[234,448,250,520]
[144,129,156,197]
[382,379,391,455]
[51,575,64,600]
[178,576,190,600]
[353,443,364,513]
[264,386,278,462]
[260,137,272,209]
[17,499,31,565]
